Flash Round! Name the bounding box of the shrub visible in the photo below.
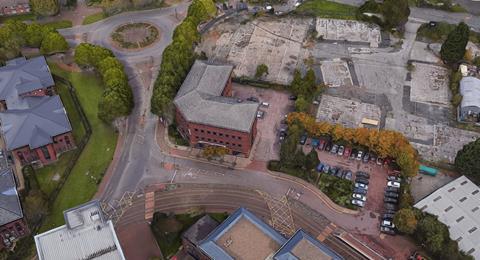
[255,64,269,78]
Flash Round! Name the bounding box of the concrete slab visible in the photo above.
[315,19,381,47]
[410,62,450,106]
[320,59,353,87]
[409,41,441,64]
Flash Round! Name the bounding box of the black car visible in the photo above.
[350,149,357,160]
[384,197,398,204]
[356,171,370,179]
[289,95,298,101]
[385,186,400,193]
[325,142,332,152]
[370,153,377,164]
[384,209,397,215]
[299,134,307,145]
[380,226,396,236]
[362,152,370,163]
[383,213,395,220]
[336,168,346,178]
[385,192,399,198]
[353,188,367,195]
[355,177,369,185]
[246,96,259,102]
[384,203,397,211]
[329,167,338,175]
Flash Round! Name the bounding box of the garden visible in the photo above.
[111,22,159,49]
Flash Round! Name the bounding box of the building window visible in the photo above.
[194,128,198,132]
[459,197,467,202]
[65,136,70,145]
[201,137,205,140]
[201,130,204,133]
[207,131,211,134]
[444,206,453,212]
[213,132,217,135]
[41,146,51,160]
[207,138,211,142]
[226,134,230,138]
[461,181,468,185]
[238,137,242,140]
[468,227,477,234]
[448,187,456,192]
[226,142,230,145]
[420,205,428,210]
[220,141,224,144]
[433,196,442,202]
[17,152,25,163]
[238,144,242,147]
[472,190,479,195]
[219,133,223,137]
[456,216,465,223]
[456,237,463,242]
[472,207,479,212]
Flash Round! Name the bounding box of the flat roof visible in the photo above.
[199,207,287,260]
[274,230,344,260]
[34,200,125,260]
[414,176,480,259]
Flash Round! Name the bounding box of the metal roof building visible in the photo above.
[174,60,259,133]
[0,169,23,227]
[459,76,480,121]
[414,176,480,259]
[34,200,125,260]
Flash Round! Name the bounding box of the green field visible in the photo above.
[40,63,118,231]
[82,12,106,25]
[295,0,358,20]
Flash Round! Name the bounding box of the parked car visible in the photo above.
[354,188,367,195]
[380,226,396,235]
[256,110,265,118]
[384,209,397,215]
[279,131,287,141]
[383,213,395,220]
[362,152,370,163]
[385,186,400,193]
[325,142,332,152]
[376,157,384,166]
[289,95,297,101]
[352,193,367,201]
[0,150,3,159]
[369,153,377,164]
[351,199,365,207]
[316,163,324,172]
[343,170,353,181]
[384,203,397,211]
[356,150,363,160]
[384,197,398,204]
[331,144,339,154]
[355,183,368,190]
[385,192,399,198]
[381,219,395,229]
[337,145,345,156]
[246,96,259,102]
[355,178,369,185]
[318,139,326,150]
[387,176,401,182]
[261,102,270,107]
[356,171,370,179]
[299,134,307,145]
[343,147,351,158]
[329,166,338,175]
[387,181,401,188]
[335,168,345,178]
[322,165,330,174]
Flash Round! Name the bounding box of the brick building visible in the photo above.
[174,60,259,156]
[0,169,29,250]
[0,57,75,166]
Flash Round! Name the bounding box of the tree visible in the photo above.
[305,148,319,171]
[304,69,316,93]
[415,214,449,254]
[25,24,49,48]
[255,64,269,78]
[40,32,68,54]
[393,208,417,234]
[98,57,124,76]
[455,138,480,183]
[440,22,470,65]
[381,0,410,30]
[295,96,309,112]
[290,69,303,96]
[30,0,60,16]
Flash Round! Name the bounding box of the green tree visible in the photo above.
[255,64,269,78]
[455,138,480,183]
[31,0,60,16]
[393,208,417,234]
[295,96,309,112]
[280,124,302,167]
[25,24,49,47]
[305,148,319,171]
[40,32,68,54]
[304,69,316,93]
[415,214,449,254]
[173,17,199,44]
[74,43,94,67]
[440,22,470,64]
[381,0,410,30]
[290,69,303,96]
[98,57,124,75]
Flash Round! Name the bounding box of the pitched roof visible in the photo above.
[0,95,72,150]
[182,215,219,245]
[174,60,259,133]
[460,76,480,109]
[0,169,23,226]
[274,229,344,260]
[0,56,54,110]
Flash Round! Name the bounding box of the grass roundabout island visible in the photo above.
[111,22,159,50]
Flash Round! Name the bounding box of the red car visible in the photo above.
[318,139,326,150]
[343,147,351,158]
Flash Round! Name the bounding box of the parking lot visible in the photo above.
[232,83,293,162]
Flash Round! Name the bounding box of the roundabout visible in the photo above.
[111,22,160,50]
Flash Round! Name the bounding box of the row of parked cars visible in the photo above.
[380,175,402,235]
[316,162,353,181]
[351,171,370,207]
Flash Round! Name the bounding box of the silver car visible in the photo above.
[351,199,365,207]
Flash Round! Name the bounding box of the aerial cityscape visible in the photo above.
[0,0,479,259]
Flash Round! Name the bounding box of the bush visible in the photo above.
[451,93,463,107]
[318,174,354,208]
[255,64,269,78]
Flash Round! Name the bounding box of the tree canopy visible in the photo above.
[440,22,470,64]
[40,32,69,54]
[393,208,417,234]
[30,0,60,16]
[255,64,269,78]
[381,0,410,30]
[455,138,480,183]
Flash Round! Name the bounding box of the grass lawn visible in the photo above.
[417,22,480,44]
[0,13,36,23]
[82,12,106,25]
[39,63,117,231]
[41,20,73,29]
[295,0,358,20]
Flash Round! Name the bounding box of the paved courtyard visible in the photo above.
[320,59,353,87]
[316,95,381,128]
[315,19,382,47]
[410,62,450,107]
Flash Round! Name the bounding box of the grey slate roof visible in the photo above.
[460,76,480,109]
[182,215,219,245]
[0,56,54,110]
[174,60,259,133]
[0,169,23,226]
[274,229,344,260]
[0,95,72,150]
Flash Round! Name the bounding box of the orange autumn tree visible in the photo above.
[287,112,419,177]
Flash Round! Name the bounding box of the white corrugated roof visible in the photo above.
[414,176,480,259]
[460,76,480,109]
